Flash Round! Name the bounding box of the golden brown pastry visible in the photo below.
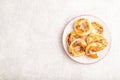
[74,18,93,36]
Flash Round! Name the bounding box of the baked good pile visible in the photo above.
[66,18,107,59]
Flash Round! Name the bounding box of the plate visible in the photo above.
[62,15,111,64]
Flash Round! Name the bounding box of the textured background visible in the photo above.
[0,0,120,80]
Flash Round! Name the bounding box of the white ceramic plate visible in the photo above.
[62,15,111,64]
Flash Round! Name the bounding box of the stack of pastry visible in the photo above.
[66,18,107,59]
